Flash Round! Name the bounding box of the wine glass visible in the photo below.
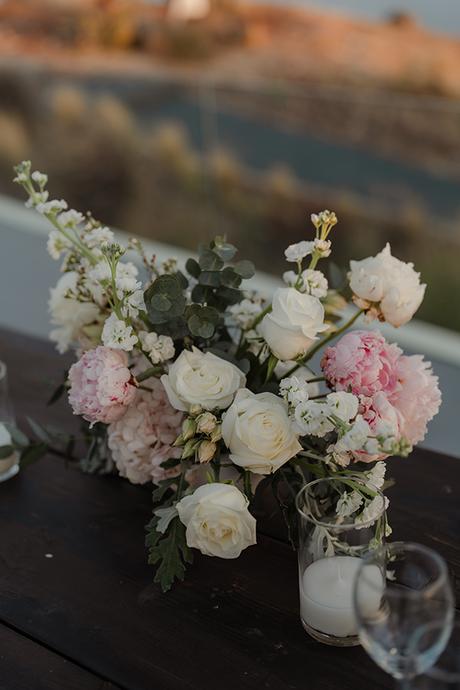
[404,619,460,689]
[353,542,454,682]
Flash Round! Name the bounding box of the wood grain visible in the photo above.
[0,328,458,690]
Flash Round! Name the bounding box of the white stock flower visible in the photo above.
[47,230,72,260]
[36,199,68,215]
[282,269,328,298]
[31,170,48,186]
[349,243,426,327]
[275,361,321,398]
[356,495,389,529]
[326,392,359,422]
[284,240,314,263]
[294,400,334,437]
[161,347,246,412]
[313,238,331,257]
[48,272,101,353]
[177,483,257,559]
[259,287,328,361]
[335,416,372,453]
[57,210,85,227]
[85,226,114,248]
[336,490,363,518]
[139,331,175,364]
[365,462,387,490]
[227,297,263,330]
[121,289,145,318]
[222,389,302,474]
[115,262,140,294]
[102,313,138,351]
[279,376,310,407]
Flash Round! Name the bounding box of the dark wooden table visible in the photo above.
[0,328,459,690]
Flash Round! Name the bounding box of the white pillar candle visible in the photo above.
[300,556,383,638]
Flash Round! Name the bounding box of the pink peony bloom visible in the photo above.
[391,355,441,445]
[107,382,184,485]
[68,346,136,426]
[321,330,401,398]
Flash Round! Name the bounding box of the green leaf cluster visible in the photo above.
[143,237,255,345]
[145,514,193,593]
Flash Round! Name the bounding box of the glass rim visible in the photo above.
[355,541,451,601]
[295,475,386,531]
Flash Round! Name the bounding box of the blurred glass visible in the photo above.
[353,542,454,681]
[0,360,19,482]
[404,620,460,689]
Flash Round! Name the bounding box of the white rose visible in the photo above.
[222,388,302,474]
[49,272,101,353]
[161,347,246,412]
[177,483,257,559]
[259,287,328,360]
[349,244,425,327]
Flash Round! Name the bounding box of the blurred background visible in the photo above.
[0,0,459,453]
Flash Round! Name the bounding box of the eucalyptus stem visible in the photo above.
[136,366,164,382]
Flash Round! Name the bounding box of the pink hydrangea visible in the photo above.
[321,330,401,397]
[68,346,136,426]
[391,355,441,445]
[107,382,184,485]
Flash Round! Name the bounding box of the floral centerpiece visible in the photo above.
[8,161,441,592]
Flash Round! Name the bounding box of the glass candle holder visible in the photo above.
[0,360,19,483]
[296,476,386,647]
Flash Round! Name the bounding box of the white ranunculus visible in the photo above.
[176,483,257,559]
[161,347,246,412]
[49,272,101,353]
[222,388,302,474]
[259,287,328,361]
[349,243,426,327]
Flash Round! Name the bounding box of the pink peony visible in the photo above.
[68,346,136,426]
[391,355,441,445]
[107,382,184,485]
[321,330,401,397]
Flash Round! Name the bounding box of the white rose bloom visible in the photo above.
[139,331,175,364]
[259,287,328,361]
[177,483,257,559]
[284,241,314,263]
[161,347,246,412]
[349,243,426,327]
[326,392,359,422]
[48,272,101,353]
[102,313,138,351]
[222,389,302,474]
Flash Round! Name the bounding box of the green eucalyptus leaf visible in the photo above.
[234,260,255,279]
[220,267,242,289]
[198,249,224,272]
[191,284,209,304]
[199,271,221,288]
[185,258,201,279]
[216,286,242,305]
[151,294,171,312]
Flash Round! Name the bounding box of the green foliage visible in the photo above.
[143,236,255,346]
[145,513,193,593]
